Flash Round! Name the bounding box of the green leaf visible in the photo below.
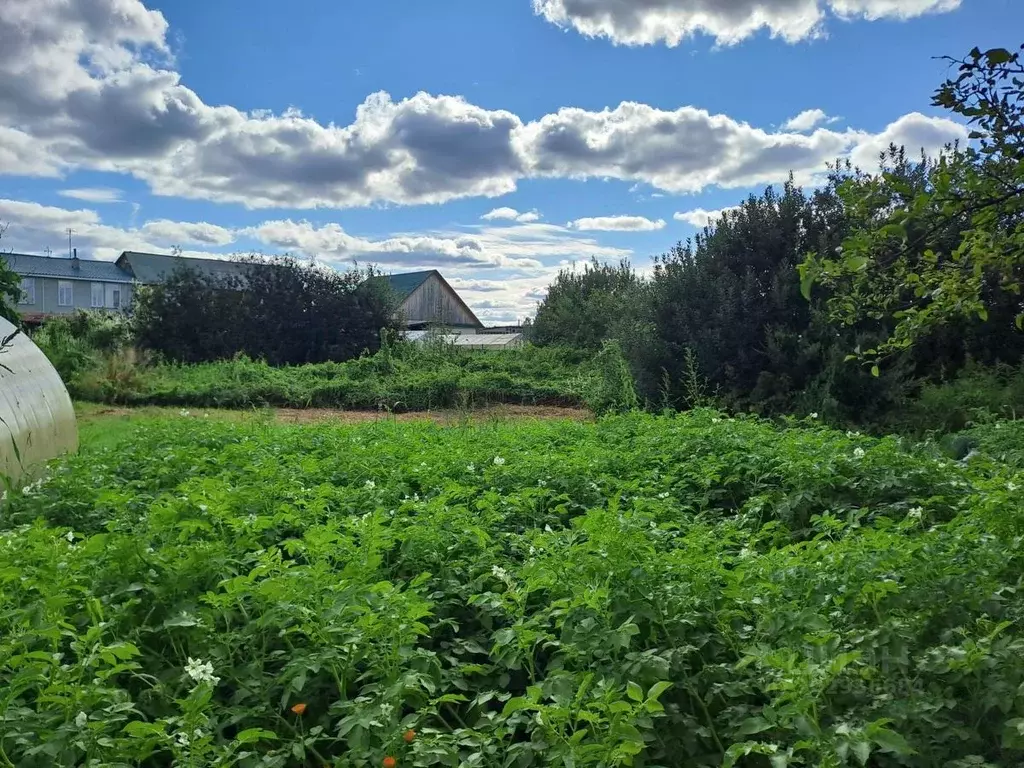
[798,261,816,301]
[985,48,1013,65]
[871,727,914,756]
[852,740,872,765]
[737,716,772,736]
[501,697,532,716]
[236,728,276,744]
[626,681,643,702]
[871,365,880,378]
[123,721,165,738]
[977,307,989,321]
[646,681,672,701]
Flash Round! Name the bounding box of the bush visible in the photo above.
[133,257,398,365]
[69,343,597,411]
[31,310,134,384]
[894,361,1024,435]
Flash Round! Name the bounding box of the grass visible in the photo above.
[1,411,1023,766]
[65,343,599,412]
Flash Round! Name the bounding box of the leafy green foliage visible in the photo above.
[67,342,597,411]
[0,226,21,326]
[1,412,1023,766]
[800,44,1024,361]
[531,259,648,352]
[31,310,135,384]
[134,256,399,365]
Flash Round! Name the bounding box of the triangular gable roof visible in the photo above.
[379,270,435,301]
[368,270,483,328]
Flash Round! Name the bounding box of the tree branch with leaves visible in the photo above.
[799,44,1024,370]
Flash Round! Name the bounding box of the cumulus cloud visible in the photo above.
[519,100,856,192]
[0,198,223,261]
[139,219,236,246]
[532,0,960,47]
[481,207,541,222]
[249,218,630,272]
[849,111,967,169]
[58,187,125,203]
[0,0,968,212]
[673,206,742,227]
[569,215,666,231]
[781,108,837,131]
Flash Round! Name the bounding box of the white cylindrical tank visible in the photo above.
[0,316,78,484]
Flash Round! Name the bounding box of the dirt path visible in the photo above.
[274,404,591,424]
[78,403,591,426]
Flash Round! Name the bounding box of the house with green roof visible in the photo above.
[375,270,483,331]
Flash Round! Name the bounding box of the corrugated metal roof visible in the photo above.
[1,252,134,283]
[374,270,437,301]
[117,251,254,284]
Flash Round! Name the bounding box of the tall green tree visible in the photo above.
[531,258,647,351]
[800,44,1024,363]
[649,180,859,412]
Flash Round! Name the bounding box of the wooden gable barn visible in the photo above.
[380,270,483,331]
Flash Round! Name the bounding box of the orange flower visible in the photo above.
[383,758,397,768]
[290,702,307,715]
[403,729,416,743]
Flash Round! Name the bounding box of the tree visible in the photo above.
[648,180,854,411]
[531,258,647,351]
[134,255,399,365]
[800,44,1024,365]
[0,224,21,326]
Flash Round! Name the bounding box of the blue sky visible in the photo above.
[0,0,1018,322]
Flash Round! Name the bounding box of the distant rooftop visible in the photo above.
[1,252,134,283]
[116,251,257,284]
[373,270,437,301]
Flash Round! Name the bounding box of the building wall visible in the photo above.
[17,276,133,316]
[401,273,479,327]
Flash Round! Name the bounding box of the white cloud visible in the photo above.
[0,198,221,261]
[58,187,125,203]
[140,219,236,246]
[849,111,967,170]
[0,127,65,177]
[481,207,541,223]
[781,108,837,131]
[829,0,960,20]
[569,215,666,231]
[532,0,960,47]
[673,206,742,227]
[519,100,856,192]
[249,218,630,273]
[0,0,969,213]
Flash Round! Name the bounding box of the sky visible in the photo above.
[0,0,1019,324]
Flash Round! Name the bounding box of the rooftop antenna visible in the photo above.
[66,228,75,259]
[43,247,52,257]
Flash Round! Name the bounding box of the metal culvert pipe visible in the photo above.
[0,317,78,485]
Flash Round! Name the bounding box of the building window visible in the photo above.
[91,282,105,308]
[58,280,73,307]
[109,286,122,310]
[20,277,35,305]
